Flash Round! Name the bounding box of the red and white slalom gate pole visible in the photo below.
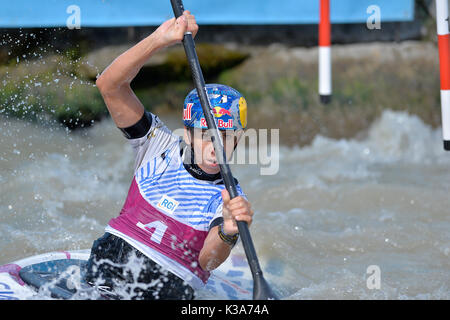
[436,0,450,150]
[319,0,332,104]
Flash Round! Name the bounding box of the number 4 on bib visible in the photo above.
[136,221,168,244]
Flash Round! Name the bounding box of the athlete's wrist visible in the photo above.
[221,220,238,236]
[218,222,239,247]
[146,32,168,53]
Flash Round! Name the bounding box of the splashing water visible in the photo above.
[1,109,449,299]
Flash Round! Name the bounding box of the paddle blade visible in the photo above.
[253,274,279,300]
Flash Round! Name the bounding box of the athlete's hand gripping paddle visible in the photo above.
[170,0,278,300]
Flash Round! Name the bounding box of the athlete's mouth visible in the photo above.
[205,159,218,167]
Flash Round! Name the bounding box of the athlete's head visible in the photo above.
[182,84,247,174]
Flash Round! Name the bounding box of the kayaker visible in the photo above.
[84,10,254,300]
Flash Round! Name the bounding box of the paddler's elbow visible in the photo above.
[199,258,220,272]
[199,253,222,272]
[198,254,211,271]
[95,73,122,94]
[95,74,106,91]
[95,74,114,94]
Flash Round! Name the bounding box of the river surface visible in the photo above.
[0,109,449,299]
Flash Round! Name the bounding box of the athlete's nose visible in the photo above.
[209,142,217,161]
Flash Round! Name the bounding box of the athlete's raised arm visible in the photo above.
[95,11,198,129]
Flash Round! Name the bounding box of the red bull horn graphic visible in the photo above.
[212,106,232,117]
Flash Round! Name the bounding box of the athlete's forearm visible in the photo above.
[94,32,166,128]
[96,32,164,91]
[199,226,233,271]
[95,14,196,128]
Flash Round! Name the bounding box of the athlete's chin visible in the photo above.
[201,161,220,174]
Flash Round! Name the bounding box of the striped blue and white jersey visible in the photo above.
[106,112,245,288]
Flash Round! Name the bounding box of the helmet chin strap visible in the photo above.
[182,141,221,181]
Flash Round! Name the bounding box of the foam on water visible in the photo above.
[1,110,449,299]
[0,117,134,261]
[230,110,450,299]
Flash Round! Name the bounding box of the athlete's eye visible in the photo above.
[201,130,213,142]
[192,128,236,145]
[205,131,235,143]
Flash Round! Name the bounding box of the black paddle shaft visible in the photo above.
[169,0,278,300]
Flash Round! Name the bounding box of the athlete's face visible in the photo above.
[184,127,239,174]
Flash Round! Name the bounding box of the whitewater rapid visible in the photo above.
[1,109,449,299]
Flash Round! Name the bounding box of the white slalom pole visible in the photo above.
[436,0,450,150]
[319,0,332,104]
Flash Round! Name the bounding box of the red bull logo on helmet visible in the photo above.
[212,106,232,118]
[200,118,233,129]
[218,119,233,128]
[183,103,193,120]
